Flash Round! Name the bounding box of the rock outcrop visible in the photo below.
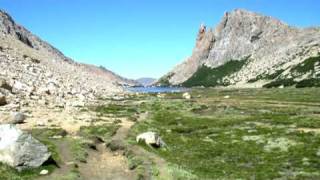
[158,9,320,88]
[0,124,51,171]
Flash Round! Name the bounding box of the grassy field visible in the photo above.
[129,88,320,179]
[1,88,320,180]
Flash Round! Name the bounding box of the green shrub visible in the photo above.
[183,57,249,87]
[290,55,320,74]
[296,78,320,88]
[79,124,120,142]
[263,79,296,88]
[248,69,285,83]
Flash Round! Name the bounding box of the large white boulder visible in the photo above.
[182,92,191,99]
[136,132,165,148]
[0,124,51,171]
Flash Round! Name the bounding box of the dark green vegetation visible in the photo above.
[94,103,139,120]
[248,69,285,83]
[80,124,120,143]
[157,73,174,87]
[296,78,320,88]
[130,88,320,179]
[291,55,320,75]
[183,58,249,87]
[263,56,320,88]
[263,78,296,88]
[263,78,320,88]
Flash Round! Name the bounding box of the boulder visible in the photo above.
[182,92,191,99]
[136,132,165,148]
[157,93,165,98]
[0,93,7,106]
[11,112,26,124]
[0,78,12,91]
[0,124,51,171]
[224,95,230,99]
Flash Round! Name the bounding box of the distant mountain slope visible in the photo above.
[136,78,156,87]
[0,10,135,107]
[158,9,320,88]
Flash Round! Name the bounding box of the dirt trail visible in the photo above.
[78,112,171,180]
[78,120,136,180]
[33,109,171,180]
[37,140,76,180]
[79,144,134,180]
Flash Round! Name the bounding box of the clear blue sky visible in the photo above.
[1,0,319,79]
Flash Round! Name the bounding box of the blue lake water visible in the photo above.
[126,87,188,93]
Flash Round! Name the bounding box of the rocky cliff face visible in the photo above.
[158,9,320,88]
[0,10,135,109]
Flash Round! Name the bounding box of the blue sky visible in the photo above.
[0,0,319,79]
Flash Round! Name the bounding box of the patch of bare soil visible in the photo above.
[79,143,134,180]
[78,119,136,180]
[37,140,77,180]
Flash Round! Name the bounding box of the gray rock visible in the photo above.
[136,132,166,148]
[11,112,26,124]
[0,124,51,171]
[0,93,7,106]
[0,78,12,91]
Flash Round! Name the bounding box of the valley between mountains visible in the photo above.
[0,8,320,180]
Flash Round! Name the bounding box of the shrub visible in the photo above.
[263,79,296,88]
[296,78,320,88]
[183,57,249,87]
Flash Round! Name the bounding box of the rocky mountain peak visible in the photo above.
[158,9,320,87]
[0,10,34,48]
[0,10,15,27]
[215,9,291,40]
[197,23,207,40]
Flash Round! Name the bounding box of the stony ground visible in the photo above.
[1,88,320,180]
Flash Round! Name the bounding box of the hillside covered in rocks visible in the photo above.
[0,10,137,110]
[158,9,320,88]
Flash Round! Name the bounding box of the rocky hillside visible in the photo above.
[158,9,320,88]
[0,10,136,109]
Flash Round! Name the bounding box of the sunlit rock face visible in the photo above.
[159,9,320,87]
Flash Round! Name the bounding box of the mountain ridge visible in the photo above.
[158,9,320,88]
[136,78,156,87]
[0,9,137,108]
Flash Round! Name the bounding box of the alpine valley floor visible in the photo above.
[1,88,320,180]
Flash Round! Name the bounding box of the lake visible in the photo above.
[126,86,188,93]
